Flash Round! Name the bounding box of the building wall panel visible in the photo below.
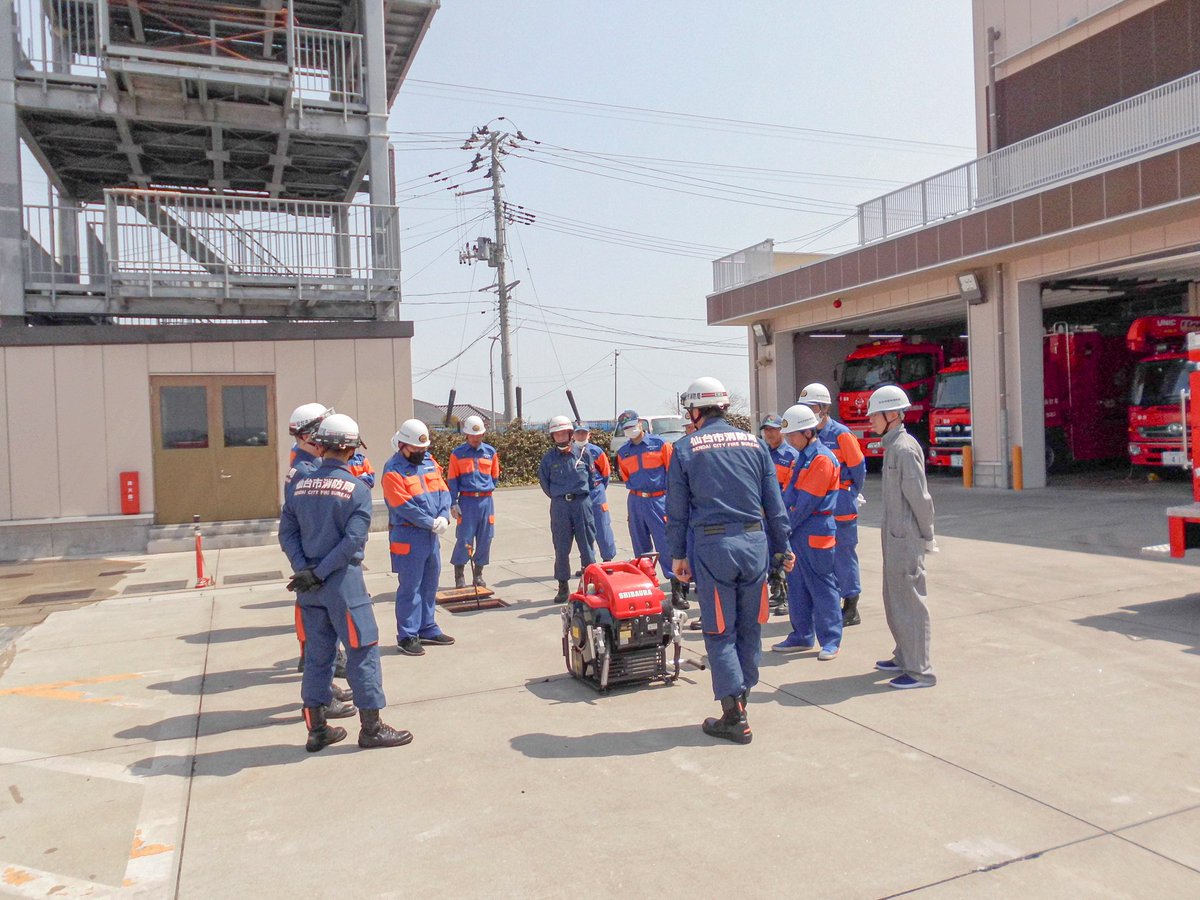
[0,351,10,520]
[54,346,107,517]
[273,340,317,491]
[148,343,191,373]
[103,345,154,515]
[190,342,236,373]
[354,338,397,477]
[6,347,60,518]
[233,341,274,373]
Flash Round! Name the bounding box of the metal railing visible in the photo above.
[23,191,402,306]
[14,0,104,81]
[858,69,1200,244]
[712,240,776,293]
[291,26,366,114]
[14,2,367,113]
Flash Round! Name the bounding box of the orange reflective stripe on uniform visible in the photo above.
[709,586,726,634]
[382,471,417,507]
[797,456,837,497]
[619,455,639,479]
[641,451,666,470]
[389,541,411,555]
[662,442,674,468]
[345,610,362,648]
[774,463,793,488]
[834,513,857,522]
[600,502,609,512]
[294,603,306,643]
[488,515,495,524]
[808,534,836,550]
[595,452,611,478]
[838,431,865,467]
[757,582,770,624]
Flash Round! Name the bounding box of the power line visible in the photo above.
[404,81,974,154]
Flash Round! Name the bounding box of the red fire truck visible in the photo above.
[927,326,1134,471]
[837,336,962,458]
[1160,332,1200,557]
[1126,316,1200,468]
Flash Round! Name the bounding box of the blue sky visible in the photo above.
[393,1,977,424]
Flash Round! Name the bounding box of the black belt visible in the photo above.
[556,492,586,501]
[699,521,763,536]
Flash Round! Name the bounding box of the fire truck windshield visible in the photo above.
[1130,358,1191,407]
[933,370,970,409]
[841,354,898,392]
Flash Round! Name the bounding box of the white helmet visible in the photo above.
[391,418,431,451]
[314,413,364,450]
[289,402,332,437]
[680,376,730,410]
[867,385,912,415]
[780,404,820,434]
[548,415,574,434]
[797,382,832,407]
[462,415,486,436]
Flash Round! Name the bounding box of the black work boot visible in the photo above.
[304,706,347,753]
[670,578,690,611]
[702,695,752,744]
[472,563,487,588]
[554,580,570,603]
[331,683,354,703]
[334,645,347,680]
[324,696,358,719]
[454,565,466,589]
[842,595,861,627]
[357,709,414,749]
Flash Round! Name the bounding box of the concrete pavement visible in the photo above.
[1,474,1199,898]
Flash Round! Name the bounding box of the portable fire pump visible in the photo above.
[561,554,684,691]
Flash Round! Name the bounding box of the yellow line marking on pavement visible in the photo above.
[2,867,35,886]
[129,829,173,859]
[0,673,140,704]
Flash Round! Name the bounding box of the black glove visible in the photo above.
[287,568,323,594]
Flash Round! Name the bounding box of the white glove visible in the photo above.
[431,516,450,535]
[855,493,866,508]
[924,538,940,554]
[450,504,462,519]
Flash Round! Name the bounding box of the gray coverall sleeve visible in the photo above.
[899,446,936,541]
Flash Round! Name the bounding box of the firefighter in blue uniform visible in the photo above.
[286,403,348,685]
[279,414,412,752]
[447,415,501,589]
[539,415,596,603]
[616,409,688,610]
[798,382,867,626]
[667,377,793,744]
[382,418,455,657]
[575,422,618,562]
[759,412,799,615]
[773,404,843,660]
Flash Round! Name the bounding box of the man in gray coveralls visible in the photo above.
[866,385,937,689]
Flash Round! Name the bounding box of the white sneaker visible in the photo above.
[817,648,839,661]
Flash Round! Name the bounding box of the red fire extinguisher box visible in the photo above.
[119,472,140,515]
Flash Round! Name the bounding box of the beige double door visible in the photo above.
[150,375,278,524]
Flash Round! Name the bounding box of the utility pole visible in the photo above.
[612,350,620,424]
[489,132,516,423]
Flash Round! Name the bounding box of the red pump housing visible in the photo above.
[574,557,667,619]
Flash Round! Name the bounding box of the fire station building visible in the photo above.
[711,0,1200,489]
[0,1,438,561]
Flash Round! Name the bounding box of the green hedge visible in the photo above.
[423,417,753,488]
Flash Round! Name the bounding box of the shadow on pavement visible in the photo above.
[147,664,299,695]
[129,743,322,777]
[179,625,294,644]
[1073,593,1200,655]
[241,598,294,610]
[116,704,298,741]
[518,604,562,621]
[523,673,684,705]
[510,724,717,758]
[768,670,895,706]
